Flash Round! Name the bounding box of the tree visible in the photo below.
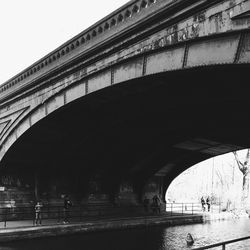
[233,149,250,205]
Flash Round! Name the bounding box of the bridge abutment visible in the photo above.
[0,167,167,216]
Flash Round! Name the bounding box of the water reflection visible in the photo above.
[162,218,250,249]
[0,218,250,250]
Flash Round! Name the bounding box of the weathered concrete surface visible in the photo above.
[0,214,203,242]
[0,0,249,212]
[0,0,249,164]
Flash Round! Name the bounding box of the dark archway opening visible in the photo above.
[0,64,250,206]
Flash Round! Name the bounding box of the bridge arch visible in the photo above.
[1,28,250,165]
[0,63,249,204]
[0,0,250,204]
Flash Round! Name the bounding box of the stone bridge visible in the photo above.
[0,0,249,207]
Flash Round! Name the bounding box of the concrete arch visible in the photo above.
[0,29,249,171]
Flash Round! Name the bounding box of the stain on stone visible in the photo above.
[153,39,161,49]
[191,23,200,38]
[234,18,249,26]
[171,24,179,44]
[193,11,206,23]
[80,68,87,77]
[229,0,236,8]
[241,33,250,52]
[165,34,172,45]
[209,12,223,33]
[73,72,80,80]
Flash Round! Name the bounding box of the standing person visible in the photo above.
[186,233,194,246]
[35,201,43,226]
[206,196,211,212]
[63,195,72,223]
[152,195,161,214]
[201,196,205,212]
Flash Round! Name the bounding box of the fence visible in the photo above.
[0,201,205,228]
[193,236,250,249]
[0,203,129,227]
[0,202,162,228]
[166,203,200,215]
[166,203,230,215]
[165,202,224,215]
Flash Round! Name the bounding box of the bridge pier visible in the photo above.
[0,166,167,216]
[141,176,166,214]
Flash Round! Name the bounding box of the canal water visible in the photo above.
[0,218,250,249]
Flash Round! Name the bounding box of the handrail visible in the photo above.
[166,202,223,210]
[0,201,203,228]
[0,203,165,228]
[193,236,250,249]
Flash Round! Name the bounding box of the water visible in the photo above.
[0,219,250,250]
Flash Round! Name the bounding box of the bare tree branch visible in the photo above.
[233,151,245,173]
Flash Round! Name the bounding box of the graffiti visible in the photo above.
[144,180,159,192]
[138,21,201,55]
[120,181,133,193]
[1,175,22,187]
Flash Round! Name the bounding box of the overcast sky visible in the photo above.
[0,0,129,85]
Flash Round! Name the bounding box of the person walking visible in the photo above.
[35,201,43,226]
[63,195,72,223]
[201,196,205,212]
[152,195,161,214]
[206,196,211,212]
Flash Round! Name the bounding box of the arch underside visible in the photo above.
[0,0,249,206]
[1,64,250,194]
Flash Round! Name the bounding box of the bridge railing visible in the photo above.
[0,202,183,228]
[166,202,201,215]
[165,202,224,215]
[193,236,250,249]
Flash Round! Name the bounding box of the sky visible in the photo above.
[0,0,129,85]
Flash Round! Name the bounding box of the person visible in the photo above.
[151,195,161,214]
[143,196,150,213]
[35,201,43,226]
[186,233,194,246]
[201,196,205,212]
[206,196,211,212]
[63,195,72,223]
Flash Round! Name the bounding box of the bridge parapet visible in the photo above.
[0,0,175,100]
[3,0,245,104]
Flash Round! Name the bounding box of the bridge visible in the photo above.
[0,0,249,209]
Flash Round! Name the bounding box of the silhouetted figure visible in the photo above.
[186,233,194,246]
[151,195,161,214]
[201,196,205,212]
[35,201,43,226]
[206,196,211,212]
[63,195,72,223]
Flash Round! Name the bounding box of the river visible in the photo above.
[0,218,250,249]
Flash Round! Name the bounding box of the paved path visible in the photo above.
[0,211,197,229]
[0,213,203,242]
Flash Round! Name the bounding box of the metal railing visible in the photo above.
[0,203,160,228]
[166,203,200,215]
[165,202,223,215]
[167,201,235,215]
[193,236,250,249]
[0,201,203,228]
[0,203,125,228]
